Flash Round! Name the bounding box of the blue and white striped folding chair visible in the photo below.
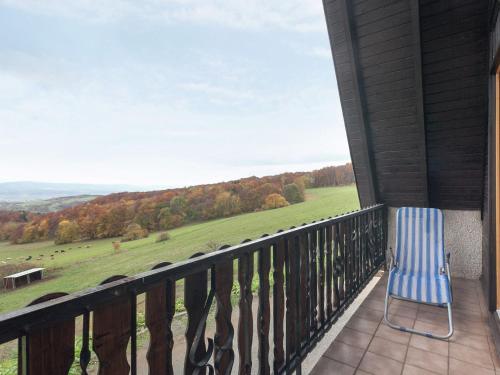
[384,207,453,339]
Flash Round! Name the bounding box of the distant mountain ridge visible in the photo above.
[0,195,99,213]
[0,181,155,202]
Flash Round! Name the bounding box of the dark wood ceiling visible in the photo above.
[323,0,489,210]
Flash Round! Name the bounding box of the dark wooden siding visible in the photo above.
[324,0,428,207]
[420,0,489,209]
[353,0,428,207]
[324,0,490,210]
[323,0,377,207]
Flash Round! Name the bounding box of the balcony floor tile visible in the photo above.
[310,273,500,375]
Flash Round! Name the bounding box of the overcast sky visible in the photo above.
[0,0,349,188]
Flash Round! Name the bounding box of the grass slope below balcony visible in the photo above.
[0,185,359,314]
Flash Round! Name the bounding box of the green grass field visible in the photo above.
[0,185,359,313]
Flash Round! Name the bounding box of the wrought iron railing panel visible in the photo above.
[0,204,386,375]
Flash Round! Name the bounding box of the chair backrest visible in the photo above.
[395,207,445,276]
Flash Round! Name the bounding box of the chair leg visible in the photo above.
[384,289,453,340]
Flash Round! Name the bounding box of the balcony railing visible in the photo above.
[0,204,386,375]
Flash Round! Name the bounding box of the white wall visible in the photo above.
[387,207,482,279]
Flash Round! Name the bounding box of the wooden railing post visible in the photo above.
[284,233,297,370]
[145,262,175,375]
[318,226,326,327]
[214,246,234,375]
[272,235,285,374]
[93,275,131,375]
[19,293,75,375]
[300,228,310,344]
[326,224,333,318]
[257,242,271,375]
[184,253,211,375]
[238,245,254,375]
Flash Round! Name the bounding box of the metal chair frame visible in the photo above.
[384,249,453,340]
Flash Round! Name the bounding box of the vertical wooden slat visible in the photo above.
[364,213,369,274]
[80,310,91,375]
[238,247,254,375]
[292,235,302,375]
[354,216,360,288]
[20,293,75,375]
[332,223,341,309]
[272,235,285,374]
[365,212,372,274]
[318,226,325,326]
[184,253,208,375]
[325,224,333,318]
[130,293,137,375]
[284,233,297,370]
[339,221,346,301]
[145,262,175,375]
[360,215,364,283]
[93,275,131,375]
[309,229,317,332]
[300,229,309,344]
[364,212,368,276]
[345,219,352,298]
[258,243,271,375]
[214,247,234,375]
[349,217,355,293]
[354,216,359,288]
[351,217,359,295]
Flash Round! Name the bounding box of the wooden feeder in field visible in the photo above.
[3,268,45,290]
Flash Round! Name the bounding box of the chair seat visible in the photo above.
[388,268,452,305]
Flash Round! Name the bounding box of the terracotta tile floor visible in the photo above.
[311,273,500,375]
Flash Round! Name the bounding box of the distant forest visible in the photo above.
[0,164,354,244]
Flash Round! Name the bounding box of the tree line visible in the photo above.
[0,163,354,244]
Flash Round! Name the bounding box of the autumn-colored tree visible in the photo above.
[283,183,305,204]
[214,192,241,217]
[55,220,80,245]
[122,223,148,242]
[262,194,289,210]
[9,224,25,244]
[37,219,50,240]
[134,200,157,231]
[19,224,39,244]
[310,163,355,187]
[0,221,22,241]
[99,204,129,238]
[159,206,185,229]
[256,183,281,205]
[169,196,187,215]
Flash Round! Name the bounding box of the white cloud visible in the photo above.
[178,82,257,102]
[0,0,326,32]
[309,46,332,59]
